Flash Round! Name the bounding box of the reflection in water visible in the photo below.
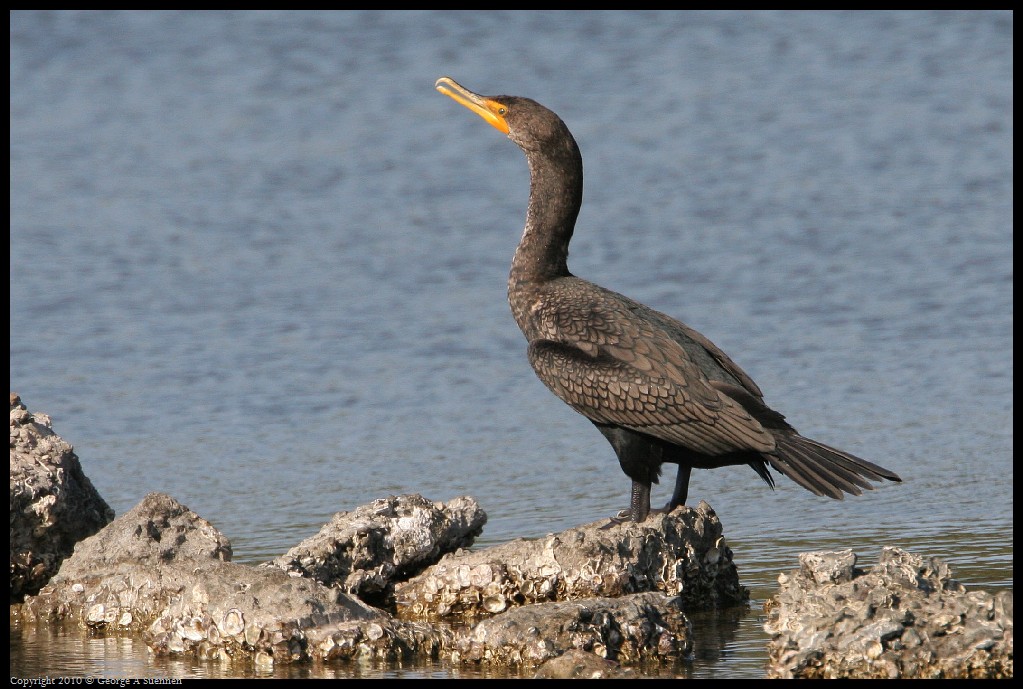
[686,604,755,672]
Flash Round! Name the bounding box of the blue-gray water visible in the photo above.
[10,10,1012,679]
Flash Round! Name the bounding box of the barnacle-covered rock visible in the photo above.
[9,393,114,602]
[143,561,448,665]
[764,547,1013,679]
[18,492,233,631]
[449,591,693,667]
[263,494,486,606]
[394,500,746,620]
[16,491,448,665]
[73,491,230,569]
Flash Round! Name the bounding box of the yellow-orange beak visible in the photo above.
[435,77,510,134]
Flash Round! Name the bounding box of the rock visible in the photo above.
[394,500,746,620]
[67,491,233,570]
[19,492,235,630]
[17,491,447,665]
[764,547,1013,679]
[144,561,449,665]
[9,397,716,672]
[9,393,114,602]
[449,591,692,667]
[30,398,1003,676]
[263,493,486,607]
[14,488,731,670]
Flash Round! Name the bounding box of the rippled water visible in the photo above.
[10,10,1012,679]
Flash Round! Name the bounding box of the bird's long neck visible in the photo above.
[509,137,583,292]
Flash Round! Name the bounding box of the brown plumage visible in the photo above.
[436,77,902,524]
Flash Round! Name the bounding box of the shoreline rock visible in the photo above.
[9,393,114,603]
[394,501,746,621]
[764,548,1013,679]
[10,394,1013,678]
[263,493,487,609]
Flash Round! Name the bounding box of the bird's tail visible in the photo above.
[765,434,902,499]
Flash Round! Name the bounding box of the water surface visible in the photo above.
[10,10,1013,679]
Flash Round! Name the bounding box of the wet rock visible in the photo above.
[263,493,486,607]
[395,500,746,621]
[9,393,114,602]
[449,591,692,667]
[764,547,1013,679]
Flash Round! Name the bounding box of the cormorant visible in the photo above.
[435,77,901,524]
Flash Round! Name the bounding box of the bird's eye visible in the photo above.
[497,107,507,115]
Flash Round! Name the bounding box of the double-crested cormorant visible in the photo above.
[435,77,901,525]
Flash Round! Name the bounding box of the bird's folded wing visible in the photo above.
[527,333,776,455]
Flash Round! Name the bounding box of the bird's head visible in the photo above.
[435,77,575,155]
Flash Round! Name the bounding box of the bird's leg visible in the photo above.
[630,480,651,522]
[662,465,692,513]
[605,467,691,529]
[629,466,691,522]
[600,479,651,529]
